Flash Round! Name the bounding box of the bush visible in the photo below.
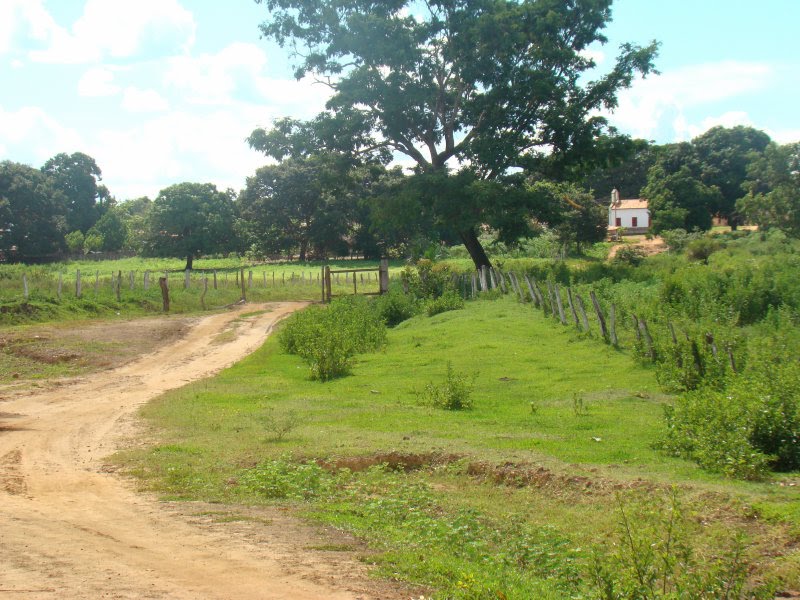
[421,362,476,410]
[374,286,420,326]
[401,259,455,299]
[613,245,647,266]
[426,290,465,316]
[686,237,722,262]
[590,489,775,599]
[660,362,800,478]
[239,457,333,500]
[279,296,386,381]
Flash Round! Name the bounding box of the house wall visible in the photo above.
[608,208,649,229]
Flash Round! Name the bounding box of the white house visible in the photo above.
[608,188,649,235]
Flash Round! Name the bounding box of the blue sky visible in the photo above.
[1,0,798,201]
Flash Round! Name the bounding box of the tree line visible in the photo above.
[2,1,797,268]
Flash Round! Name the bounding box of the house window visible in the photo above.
[632,216,638,227]
[615,217,622,227]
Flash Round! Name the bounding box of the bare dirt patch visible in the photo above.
[608,235,668,260]
[0,303,413,599]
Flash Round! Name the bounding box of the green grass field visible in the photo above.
[118,296,800,598]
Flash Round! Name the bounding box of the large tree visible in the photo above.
[738,142,800,236]
[41,152,108,234]
[0,161,67,261]
[249,0,657,268]
[642,164,721,233]
[144,183,237,270]
[239,154,357,261]
[692,126,771,228]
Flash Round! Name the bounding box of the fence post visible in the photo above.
[589,290,609,341]
[566,287,580,327]
[248,271,253,288]
[213,270,218,290]
[554,284,567,325]
[201,277,208,310]
[379,258,389,294]
[129,271,135,290]
[240,268,246,301]
[22,274,29,300]
[574,294,591,333]
[609,303,618,346]
[144,271,150,290]
[324,266,332,302]
[184,269,191,289]
[321,266,327,303]
[116,270,122,302]
[546,281,558,319]
[159,276,169,312]
[638,317,655,360]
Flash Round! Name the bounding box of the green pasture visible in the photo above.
[119,296,800,598]
[0,257,397,325]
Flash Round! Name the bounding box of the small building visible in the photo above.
[608,189,649,235]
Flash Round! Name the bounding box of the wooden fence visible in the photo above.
[322,258,390,303]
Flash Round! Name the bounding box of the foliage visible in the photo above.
[250,0,657,268]
[527,181,607,253]
[143,182,237,270]
[661,360,800,479]
[590,489,774,599]
[401,259,455,300]
[426,290,465,317]
[659,228,701,252]
[685,236,721,262]
[738,142,800,236]
[373,285,420,327]
[238,153,360,261]
[643,164,720,233]
[65,230,84,255]
[613,245,647,266]
[0,160,67,260]
[258,407,301,441]
[239,456,332,500]
[41,151,108,234]
[279,296,386,380]
[421,362,475,410]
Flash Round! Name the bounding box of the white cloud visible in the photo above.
[78,67,121,97]
[0,0,61,55]
[87,106,269,199]
[0,104,83,164]
[674,111,753,141]
[768,128,800,145]
[607,61,773,141]
[28,0,196,64]
[121,87,169,113]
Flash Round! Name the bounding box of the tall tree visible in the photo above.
[239,154,358,261]
[250,0,657,268]
[692,126,771,228]
[738,142,800,236]
[642,165,721,233]
[144,183,237,270]
[0,161,67,261]
[41,152,106,234]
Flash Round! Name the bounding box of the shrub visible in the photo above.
[686,237,722,262]
[590,489,775,599]
[401,259,455,299]
[239,457,333,500]
[279,296,386,381]
[613,245,647,266]
[426,290,465,316]
[660,362,800,478]
[374,286,419,326]
[421,362,476,410]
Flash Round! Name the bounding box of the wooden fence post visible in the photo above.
[144,271,150,290]
[184,269,191,289]
[248,271,253,288]
[574,294,591,333]
[489,268,497,290]
[213,270,218,290]
[201,277,208,310]
[22,274,29,300]
[240,268,246,301]
[129,271,135,290]
[554,284,567,325]
[589,290,609,341]
[116,270,122,301]
[566,287,580,328]
[324,266,332,302]
[379,258,389,294]
[523,275,539,308]
[638,317,655,360]
[608,303,618,346]
[546,281,559,319]
[159,277,169,312]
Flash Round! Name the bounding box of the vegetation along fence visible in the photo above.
[322,258,389,302]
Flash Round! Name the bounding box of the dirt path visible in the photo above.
[0,303,408,599]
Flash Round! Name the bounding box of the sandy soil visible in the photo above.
[0,303,412,600]
[607,235,668,260]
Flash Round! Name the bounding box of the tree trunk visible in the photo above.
[459,228,491,270]
[185,254,194,271]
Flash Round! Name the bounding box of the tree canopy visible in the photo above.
[41,152,108,234]
[738,142,800,236]
[250,0,657,268]
[0,161,67,261]
[144,182,237,270]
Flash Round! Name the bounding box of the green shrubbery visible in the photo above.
[661,361,800,479]
[279,296,386,380]
[373,285,420,326]
[421,362,476,410]
[426,290,465,316]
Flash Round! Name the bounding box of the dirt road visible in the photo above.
[0,303,407,599]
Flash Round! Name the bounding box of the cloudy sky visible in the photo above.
[1,0,798,201]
